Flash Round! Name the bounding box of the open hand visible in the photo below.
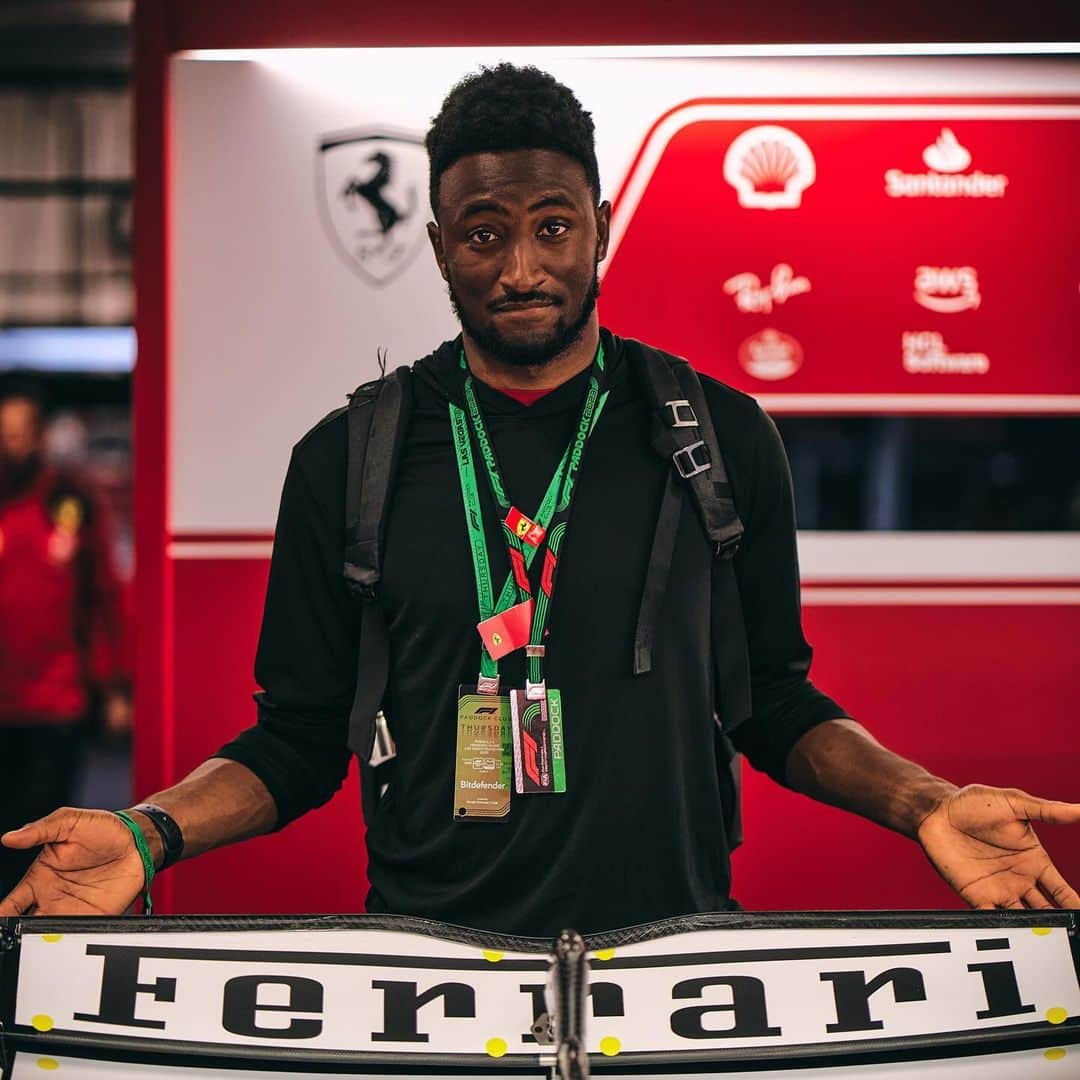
[0,808,146,917]
[917,784,1080,910]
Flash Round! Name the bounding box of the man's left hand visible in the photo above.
[917,785,1080,909]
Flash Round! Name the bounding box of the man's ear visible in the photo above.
[427,221,449,282]
[595,200,612,263]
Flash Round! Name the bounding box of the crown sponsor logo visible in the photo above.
[317,129,428,286]
[914,266,981,313]
[738,328,804,381]
[723,263,812,314]
[885,128,1008,199]
[902,331,989,375]
[723,126,816,210]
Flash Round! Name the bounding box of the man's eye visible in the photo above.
[469,229,497,244]
[539,222,569,237]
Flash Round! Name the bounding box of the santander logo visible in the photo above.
[885,127,1008,199]
[723,126,816,210]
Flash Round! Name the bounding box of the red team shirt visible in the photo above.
[0,468,129,725]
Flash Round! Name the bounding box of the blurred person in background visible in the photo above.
[0,377,131,896]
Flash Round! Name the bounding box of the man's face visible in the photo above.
[0,397,43,469]
[428,148,611,367]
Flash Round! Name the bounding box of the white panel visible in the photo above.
[797,533,1080,582]
[169,52,1079,532]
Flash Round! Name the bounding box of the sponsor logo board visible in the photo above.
[601,103,1077,397]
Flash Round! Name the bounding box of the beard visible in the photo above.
[448,270,600,368]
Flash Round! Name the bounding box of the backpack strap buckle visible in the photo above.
[716,535,741,561]
[368,710,397,767]
[343,561,377,602]
[665,399,698,428]
[673,440,711,479]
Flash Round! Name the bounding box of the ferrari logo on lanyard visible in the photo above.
[504,506,546,547]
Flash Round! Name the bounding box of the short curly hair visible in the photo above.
[425,63,601,216]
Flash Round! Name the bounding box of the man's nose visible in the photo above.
[498,237,545,294]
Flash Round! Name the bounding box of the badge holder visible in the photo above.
[509,647,567,795]
[453,687,512,820]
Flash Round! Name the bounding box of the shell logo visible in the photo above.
[722,126,816,210]
[738,328,805,381]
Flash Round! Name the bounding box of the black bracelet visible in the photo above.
[131,803,184,871]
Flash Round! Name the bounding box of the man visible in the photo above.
[2,66,1077,933]
[0,379,131,896]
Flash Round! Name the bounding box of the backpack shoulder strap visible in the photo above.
[631,344,751,850]
[343,365,413,765]
[635,346,743,556]
[344,366,413,598]
[630,344,752,729]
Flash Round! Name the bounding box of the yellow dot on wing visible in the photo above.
[36,1059,59,1071]
[1046,1007,1068,1025]
[31,1014,54,1032]
[594,948,615,961]
[599,1035,621,1056]
[482,949,503,963]
[1045,1047,1066,1061]
[485,1037,508,1058]
[41,934,62,943]
[1033,927,1053,937]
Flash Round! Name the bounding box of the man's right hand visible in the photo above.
[0,808,148,917]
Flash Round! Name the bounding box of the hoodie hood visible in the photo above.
[412,335,467,408]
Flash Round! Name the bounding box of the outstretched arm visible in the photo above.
[2,432,357,919]
[785,718,1080,910]
[0,758,276,917]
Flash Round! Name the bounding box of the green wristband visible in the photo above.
[113,810,155,915]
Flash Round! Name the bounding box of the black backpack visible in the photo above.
[341,340,751,847]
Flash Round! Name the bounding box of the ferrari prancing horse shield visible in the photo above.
[317,129,428,286]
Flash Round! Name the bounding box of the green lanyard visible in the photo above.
[450,344,609,690]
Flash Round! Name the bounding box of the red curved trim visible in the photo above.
[610,94,1080,215]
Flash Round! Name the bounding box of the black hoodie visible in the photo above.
[217,328,846,936]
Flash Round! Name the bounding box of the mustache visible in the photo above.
[489,292,562,311]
